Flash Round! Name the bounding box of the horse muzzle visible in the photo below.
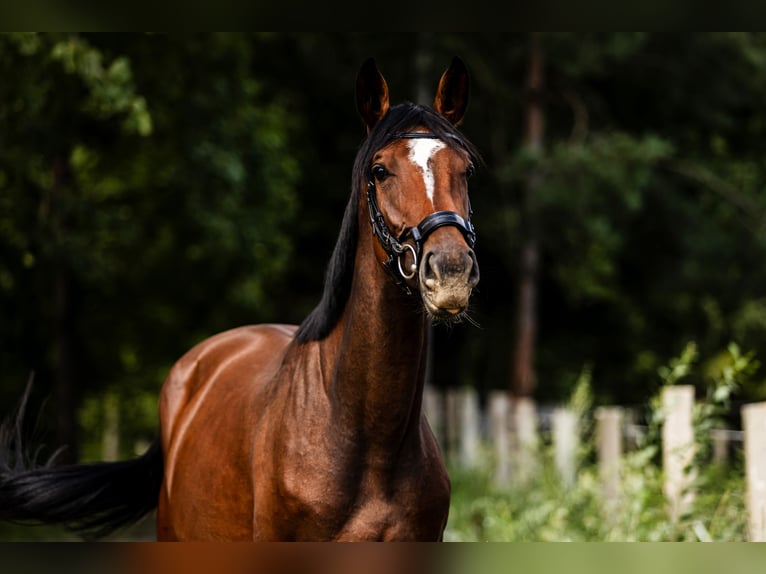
[419,242,479,319]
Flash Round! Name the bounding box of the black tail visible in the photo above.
[0,379,163,540]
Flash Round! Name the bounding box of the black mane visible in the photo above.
[294,103,481,343]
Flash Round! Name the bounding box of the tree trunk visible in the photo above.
[511,33,544,398]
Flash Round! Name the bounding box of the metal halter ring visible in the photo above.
[396,243,418,280]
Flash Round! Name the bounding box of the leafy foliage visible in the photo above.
[0,33,301,459]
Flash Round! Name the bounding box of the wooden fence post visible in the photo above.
[513,396,539,485]
[661,385,696,524]
[488,390,512,487]
[445,388,460,465]
[423,384,444,451]
[458,387,481,470]
[101,391,120,462]
[711,429,729,465]
[552,407,578,487]
[595,406,623,502]
[742,401,766,541]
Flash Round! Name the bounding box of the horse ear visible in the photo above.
[356,58,390,133]
[433,56,470,125]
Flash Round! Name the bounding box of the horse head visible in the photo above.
[356,57,480,321]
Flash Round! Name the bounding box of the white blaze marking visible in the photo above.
[408,138,445,206]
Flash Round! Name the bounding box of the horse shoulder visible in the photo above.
[160,323,297,436]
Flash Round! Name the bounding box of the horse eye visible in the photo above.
[371,165,388,181]
[465,165,475,179]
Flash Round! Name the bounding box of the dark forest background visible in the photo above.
[2,33,766,463]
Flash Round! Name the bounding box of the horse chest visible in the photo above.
[335,471,451,541]
[284,451,449,541]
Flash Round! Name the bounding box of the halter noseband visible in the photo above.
[366,132,477,295]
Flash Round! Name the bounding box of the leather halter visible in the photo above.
[366,132,476,295]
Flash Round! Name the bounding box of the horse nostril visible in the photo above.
[467,250,480,288]
[423,252,438,288]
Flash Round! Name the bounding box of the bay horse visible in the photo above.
[0,56,481,541]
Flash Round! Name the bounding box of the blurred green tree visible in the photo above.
[0,33,300,460]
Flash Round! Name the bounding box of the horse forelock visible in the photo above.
[359,103,481,172]
[295,103,479,343]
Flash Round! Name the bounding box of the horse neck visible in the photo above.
[321,221,429,444]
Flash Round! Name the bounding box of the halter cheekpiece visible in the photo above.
[366,131,476,295]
